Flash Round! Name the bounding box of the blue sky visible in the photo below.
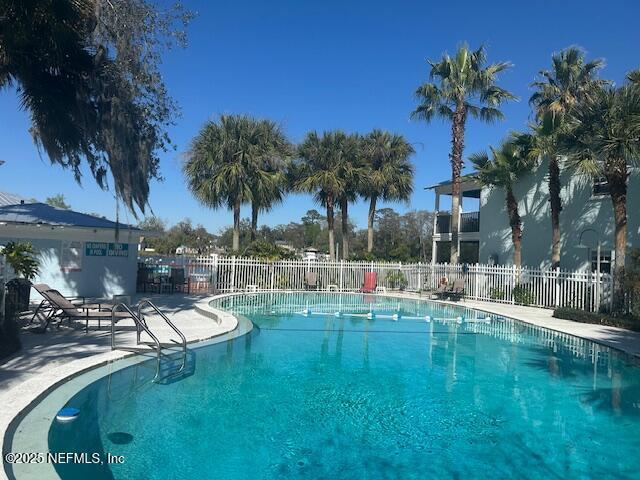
[1,0,638,232]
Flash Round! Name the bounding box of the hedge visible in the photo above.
[553,307,640,332]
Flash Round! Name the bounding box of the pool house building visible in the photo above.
[0,200,144,299]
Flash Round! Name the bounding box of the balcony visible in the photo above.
[436,211,479,234]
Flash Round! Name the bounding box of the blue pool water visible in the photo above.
[43,293,640,479]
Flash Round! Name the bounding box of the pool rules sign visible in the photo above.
[85,242,129,257]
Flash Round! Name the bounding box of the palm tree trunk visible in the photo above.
[250,201,258,242]
[449,105,466,264]
[506,185,522,268]
[548,156,562,269]
[367,196,377,253]
[326,197,335,261]
[606,166,627,312]
[232,198,241,252]
[340,197,349,259]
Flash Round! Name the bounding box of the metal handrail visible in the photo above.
[137,300,187,373]
[111,303,162,381]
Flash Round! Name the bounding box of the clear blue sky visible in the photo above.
[1,0,638,232]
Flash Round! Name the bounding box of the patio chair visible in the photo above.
[170,267,190,293]
[360,272,378,294]
[304,271,318,290]
[136,266,155,293]
[435,278,465,301]
[430,281,451,299]
[31,284,112,324]
[449,278,466,301]
[36,289,130,333]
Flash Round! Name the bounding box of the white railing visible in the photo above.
[144,255,613,312]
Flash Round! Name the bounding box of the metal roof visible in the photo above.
[0,191,30,207]
[0,202,137,230]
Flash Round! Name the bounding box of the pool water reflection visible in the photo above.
[44,293,640,480]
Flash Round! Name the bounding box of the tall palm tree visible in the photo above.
[529,47,607,268]
[294,131,354,261]
[470,139,534,268]
[336,134,360,259]
[248,120,292,241]
[559,82,640,311]
[411,44,515,264]
[360,130,415,253]
[185,115,271,252]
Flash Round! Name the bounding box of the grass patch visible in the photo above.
[553,307,640,332]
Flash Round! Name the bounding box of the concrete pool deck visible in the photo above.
[1,291,640,479]
[0,294,238,480]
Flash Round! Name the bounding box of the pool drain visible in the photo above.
[108,432,134,445]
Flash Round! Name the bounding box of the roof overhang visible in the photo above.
[425,175,482,198]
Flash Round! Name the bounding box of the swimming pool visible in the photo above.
[8,293,640,479]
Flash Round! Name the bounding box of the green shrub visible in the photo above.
[625,249,640,318]
[241,241,297,260]
[3,241,40,280]
[386,270,407,290]
[553,307,640,332]
[513,284,534,306]
[489,287,505,300]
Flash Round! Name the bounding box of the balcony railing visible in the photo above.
[436,211,479,234]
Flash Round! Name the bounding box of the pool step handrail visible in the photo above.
[137,299,187,374]
[137,300,187,353]
[111,302,162,381]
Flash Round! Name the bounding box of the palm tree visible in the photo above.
[360,130,415,253]
[411,44,515,264]
[470,139,533,268]
[294,131,355,261]
[336,134,360,259]
[529,47,607,268]
[185,115,268,252]
[248,120,292,241]
[559,82,640,311]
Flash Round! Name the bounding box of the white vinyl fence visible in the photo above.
[144,256,613,312]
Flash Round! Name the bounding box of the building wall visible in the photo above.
[479,157,640,270]
[0,225,140,299]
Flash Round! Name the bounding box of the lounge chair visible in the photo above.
[450,278,466,301]
[434,278,465,301]
[35,288,130,333]
[360,272,377,293]
[430,281,451,299]
[31,284,112,324]
[304,271,318,290]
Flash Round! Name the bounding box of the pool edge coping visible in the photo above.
[1,298,240,480]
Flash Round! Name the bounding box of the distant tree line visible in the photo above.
[138,208,433,262]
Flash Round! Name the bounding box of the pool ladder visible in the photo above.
[111,301,187,382]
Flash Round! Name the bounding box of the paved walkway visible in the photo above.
[0,294,227,391]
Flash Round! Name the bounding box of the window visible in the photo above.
[60,241,83,272]
[592,177,610,197]
[591,250,612,274]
